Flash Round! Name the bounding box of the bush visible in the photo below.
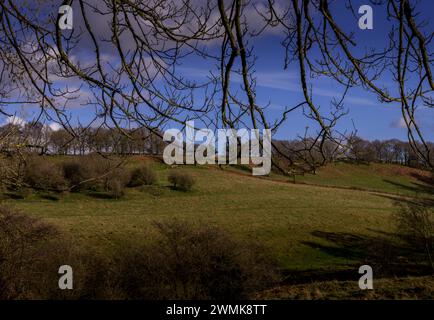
[101,167,129,198]
[394,200,434,270]
[168,171,195,191]
[0,209,280,299]
[0,156,26,191]
[62,155,108,191]
[128,165,157,187]
[116,220,279,299]
[24,156,67,192]
[106,179,125,199]
[62,160,92,191]
[0,206,60,299]
[0,206,117,299]
[62,156,129,198]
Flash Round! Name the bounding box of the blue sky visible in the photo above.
[1,0,433,142]
[169,0,434,142]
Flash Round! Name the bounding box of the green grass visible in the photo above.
[2,158,413,273]
[288,161,432,198]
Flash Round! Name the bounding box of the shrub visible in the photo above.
[106,179,125,199]
[62,160,92,191]
[0,210,280,299]
[23,156,67,192]
[62,156,129,197]
[0,206,60,299]
[100,167,129,198]
[394,200,434,270]
[62,155,108,191]
[0,155,26,191]
[116,220,279,299]
[168,171,195,191]
[0,206,117,299]
[128,165,157,187]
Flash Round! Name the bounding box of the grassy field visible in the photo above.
[294,162,433,197]
[3,158,431,266]
[1,157,433,298]
[229,161,434,199]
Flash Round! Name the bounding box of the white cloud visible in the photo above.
[5,116,26,127]
[48,122,62,131]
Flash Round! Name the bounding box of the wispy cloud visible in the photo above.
[178,66,379,107]
[390,117,407,129]
[312,87,378,107]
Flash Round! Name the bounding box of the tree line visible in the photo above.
[0,122,165,156]
[273,136,434,172]
[0,0,432,174]
[1,122,432,172]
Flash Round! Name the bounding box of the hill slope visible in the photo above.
[1,157,432,298]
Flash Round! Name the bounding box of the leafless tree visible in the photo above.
[0,0,432,175]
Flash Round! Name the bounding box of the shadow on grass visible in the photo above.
[376,169,434,210]
[410,172,434,185]
[383,171,434,197]
[285,228,433,285]
[376,193,434,208]
[85,191,122,200]
[291,180,434,285]
[2,192,25,200]
[39,193,62,201]
[167,185,195,193]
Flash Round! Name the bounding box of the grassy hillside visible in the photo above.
[2,158,424,268]
[278,162,432,199]
[1,157,432,298]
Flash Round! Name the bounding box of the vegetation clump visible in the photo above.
[168,171,195,191]
[23,156,67,192]
[128,165,157,187]
[116,220,279,299]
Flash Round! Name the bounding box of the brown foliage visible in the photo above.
[0,206,118,299]
[394,200,434,270]
[168,171,196,191]
[23,156,67,192]
[128,165,157,187]
[62,155,129,197]
[115,220,279,299]
[0,206,60,299]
